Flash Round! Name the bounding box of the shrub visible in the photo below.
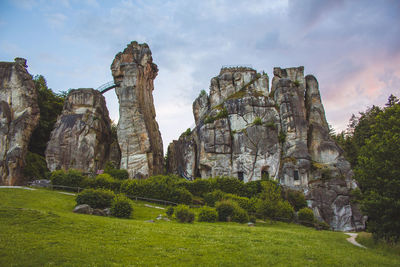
[175,205,195,223]
[110,194,133,218]
[276,201,294,222]
[232,206,249,223]
[50,169,85,189]
[199,89,207,97]
[184,179,212,197]
[166,206,174,217]
[249,215,257,223]
[253,117,262,125]
[204,190,226,207]
[298,207,315,226]
[244,180,263,198]
[90,173,122,191]
[216,200,236,222]
[181,128,191,137]
[315,220,330,230]
[171,188,193,205]
[192,196,205,206]
[215,108,228,120]
[23,152,50,181]
[76,188,115,209]
[283,189,307,211]
[198,206,218,222]
[211,177,246,196]
[106,169,129,180]
[224,193,255,213]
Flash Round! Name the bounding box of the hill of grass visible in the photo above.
[0,188,399,266]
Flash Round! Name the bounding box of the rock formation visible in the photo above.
[0,58,40,185]
[167,66,365,231]
[111,41,164,178]
[45,89,112,172]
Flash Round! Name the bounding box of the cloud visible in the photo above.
[45,13,67,29]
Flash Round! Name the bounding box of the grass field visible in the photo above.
[0,188,399,266]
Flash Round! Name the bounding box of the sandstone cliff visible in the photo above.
[45,89,112,172]
[111,41,164,178]
[0,58,40,185]
[167,66,364,231]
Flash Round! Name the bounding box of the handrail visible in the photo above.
[95,81,119,94]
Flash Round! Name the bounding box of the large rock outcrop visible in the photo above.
[167,66,365,231]
[111,42,164,178]
[45,89,112,172]
[0,58,40,185]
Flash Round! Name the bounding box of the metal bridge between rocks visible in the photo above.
[96,81,119,94]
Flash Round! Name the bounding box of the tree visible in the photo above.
[28,75,65,156]
[355,99,400,242]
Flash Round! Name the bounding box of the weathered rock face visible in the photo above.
[0,58,40,185]
[167,66,365,231]
[45,89,112,172]
[111,42,164,178]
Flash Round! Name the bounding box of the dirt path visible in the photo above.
[345,233,367,248]
[0,186,36,190]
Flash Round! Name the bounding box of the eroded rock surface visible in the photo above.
[111,42,164,178]
[0,58,39,185]
[167,66,364,231]
[45,89,112,172]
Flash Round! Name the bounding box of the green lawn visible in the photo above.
[0,188,399,266]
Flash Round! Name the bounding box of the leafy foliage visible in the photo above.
[253,117,262,125]
[354,99,400,242]
[50,169,86,189]
[104,162,129,180]
[110,194,133,218]
[28,75,64,156]
[175,205,195,223]
[216,199,249,223]
[282,188,307,211]
[297,208,315,226]
[166,206,174,217]
[23,151,50,181]
[198,206,218,222]
[76,188,115,209]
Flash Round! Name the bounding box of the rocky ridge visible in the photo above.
[167,66,365,231]
[0,58,40,185]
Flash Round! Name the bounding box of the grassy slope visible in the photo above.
[0,189,399,266]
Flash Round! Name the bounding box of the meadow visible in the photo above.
[0,188,399,266]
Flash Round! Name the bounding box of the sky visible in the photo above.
[1,0,399,153]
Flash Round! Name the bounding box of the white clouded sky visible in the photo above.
[1,0,399,154]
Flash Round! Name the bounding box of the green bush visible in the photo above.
[232,206,249,223]
[198,206,218,222]
[315,220,330,230]
[166,206,174,217]
[23,152,50,181]
[50,169,85,189]
[76,188,115,209]
[211,176,246,196]
[184,179,212,197]
[224,193,256,212]
[216,200,236,222]
[103,162,129,180]
[171,188,193,205]
[298,207,315,226]
[204,190,226,207]
[90,173,122,191]
[276,201,294,222]
[175,205,195,223]
[110,194,133,218]
[283,189,307,211]
[244,180,263,198]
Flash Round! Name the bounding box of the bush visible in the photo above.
[244,180,263,198]
[90,173,122,191]
[171,188,193,205]
[23,152,50,181]
[110,194,133,218]
[276,201,294,222]
[76,188,115,209]
[175,205,195,223]
[315,220,330,230]
[297,207,315,226]
[166,206,174,217]
[184,179,212,197]
[211,177,246,196]
[198,206,218,222]
[232,206,249,223]
[50,169,85,189]
[204,190,226,207]
[216,200,236,222]
[283,189,307,211]
[224,193,256,213]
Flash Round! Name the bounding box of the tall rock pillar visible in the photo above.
[0,58,40,185]
[111,42,164,178]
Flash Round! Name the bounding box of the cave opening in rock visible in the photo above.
[261,166,270,180]
[237,171,244,181]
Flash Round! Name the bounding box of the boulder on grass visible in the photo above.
[73,204,93,214]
